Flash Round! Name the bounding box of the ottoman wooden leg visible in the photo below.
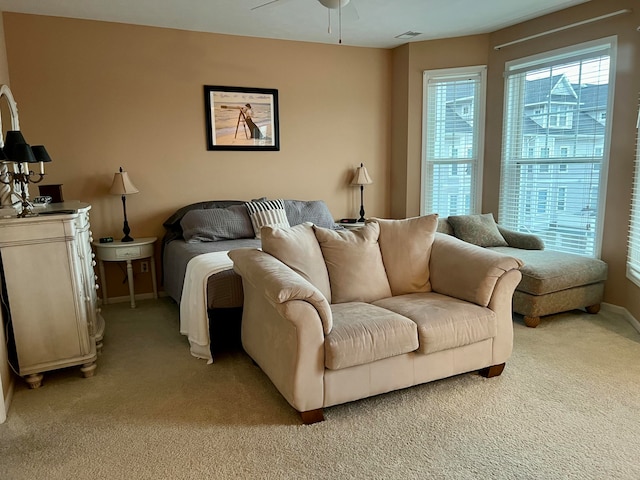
[586,304,601,314]
[479,363,505,378]
[524,316,540,328]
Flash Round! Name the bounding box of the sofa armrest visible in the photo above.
[497,225,544,250]
[228,248,333,334]
[430,233,523,307]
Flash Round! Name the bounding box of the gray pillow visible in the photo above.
[284,200,336,229]
[181,205,254,242]
[447,213,508,247]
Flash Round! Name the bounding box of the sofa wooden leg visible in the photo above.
[300,408,324,425]
[524,316,540,328]
[586,303,601,314]
[479,363,505,378]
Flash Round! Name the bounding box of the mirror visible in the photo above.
[0,84,21,208]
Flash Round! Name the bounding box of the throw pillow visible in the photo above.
[447,213,508,247]
[180,205,254,242]
[284,200,336,229]
[261,222,332,302]
[313,222,391,304]
[245,199,290,239]
[370,214,438,296]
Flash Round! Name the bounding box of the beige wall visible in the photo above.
[391,0,640,319]
[1,1,639,313]
[390,35,490,219]
[2,13,391,297]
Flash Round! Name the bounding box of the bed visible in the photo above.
[162,198,338,361]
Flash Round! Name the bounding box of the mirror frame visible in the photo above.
[0,84,22,208]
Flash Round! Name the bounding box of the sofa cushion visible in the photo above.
[325,302,418,370]
[447,213,508,247]
[373,292,497,355]
[313,223,391,304]
[261,222,332,302]
[489,247,608,295]
[284,199,336,229]
[245,199,290,239]
[370,215,438,296]
[180,205,254,242]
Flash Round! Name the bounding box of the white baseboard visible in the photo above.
[602,302,640,334]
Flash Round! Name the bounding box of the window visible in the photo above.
[421,66,486,217]
[628,100,640,286]
[499,38,615,257]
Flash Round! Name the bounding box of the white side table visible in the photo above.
[92,237,158,308]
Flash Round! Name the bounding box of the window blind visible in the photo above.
[499,40,615,257]
[421,67,486,217]
[627,96,640,286]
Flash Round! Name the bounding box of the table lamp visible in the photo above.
[350,163,373,223]
[109,167,139,242]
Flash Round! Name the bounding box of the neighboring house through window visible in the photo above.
[421,66,486,217]
[499,38,616,257]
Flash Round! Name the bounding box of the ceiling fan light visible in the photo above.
[318,0,350,9]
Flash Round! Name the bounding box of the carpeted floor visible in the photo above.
[1,298,639,480]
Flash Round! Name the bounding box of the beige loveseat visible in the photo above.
[229,216,522,423]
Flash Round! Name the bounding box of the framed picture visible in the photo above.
[204,85,280,151]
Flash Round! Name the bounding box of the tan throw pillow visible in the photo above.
[261,222,332,302]
[447,213,508,247]
[369,215,438,296]
[244,199,290,239]
[313,222,391,304]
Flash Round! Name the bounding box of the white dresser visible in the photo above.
[0,202,104,388]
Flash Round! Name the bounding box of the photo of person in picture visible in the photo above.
[242,103,264,139]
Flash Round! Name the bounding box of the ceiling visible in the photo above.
[0,0,592,49]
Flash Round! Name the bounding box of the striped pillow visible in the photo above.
[245,199,290,239]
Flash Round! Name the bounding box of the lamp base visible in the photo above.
[121,235,134,242]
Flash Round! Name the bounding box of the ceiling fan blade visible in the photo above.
[251,0,295,10]
[342,1,359,21]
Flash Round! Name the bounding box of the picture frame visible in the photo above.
[204,85,280,151]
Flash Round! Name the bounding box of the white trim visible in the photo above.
[106,292,166,305]
[602,303,640,334]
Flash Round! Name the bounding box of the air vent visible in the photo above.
[395,31,422,39]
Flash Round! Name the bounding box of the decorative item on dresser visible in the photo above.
[350,162,372,223]
[0,201,104,388]
[109,167,139,242]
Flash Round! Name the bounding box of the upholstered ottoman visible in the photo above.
[489,248,607,327]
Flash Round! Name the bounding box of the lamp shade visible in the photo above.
[0,147,7,161]
[31,145,53,163]
[109,168,139,195]
[11,143,37,163]
[3,130,27,158]
[350,163,373,186]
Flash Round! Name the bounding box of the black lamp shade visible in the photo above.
[3,130,27,158]
[11,143,37,163]
[31,145,52,163]
[0,147,6,161]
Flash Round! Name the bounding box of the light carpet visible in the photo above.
[1,298,639,480]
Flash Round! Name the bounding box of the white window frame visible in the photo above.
[499,37,616,258]
[627,99,640,287]
[421,65,487,216]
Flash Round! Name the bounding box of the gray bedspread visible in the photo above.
[163,238,260,308]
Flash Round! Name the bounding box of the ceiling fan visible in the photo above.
[251,0,359,44]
